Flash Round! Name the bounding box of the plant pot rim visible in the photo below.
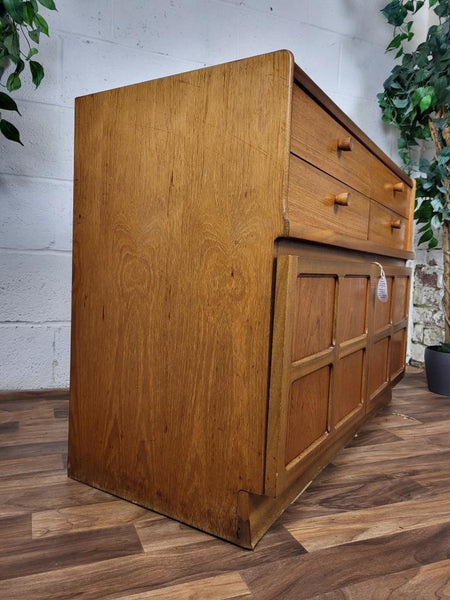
[425,345,450,353]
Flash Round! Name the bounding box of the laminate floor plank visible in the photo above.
[0,470,68,496]
[0,524,144,581]
[280,473,430,521]
[285,494,450,551]
[33,500,157,539]
[0,454,63,479]
[347,426,403,447]
[0,479,118,516]
[318,449,450,484]
[0,514,31,543]
[0,370,449,600]
[241,522,450,600]
[0,439,67,460]
[309,559,450,599]
[0,526,302,600]
[0,421,20,433]
[105,573,252,600]
[0,421,68,448]
[389,419,450,439]
[333,438,443,466]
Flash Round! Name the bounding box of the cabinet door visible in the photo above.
[368,264,411,404]
[265,253,371,497]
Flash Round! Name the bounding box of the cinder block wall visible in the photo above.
[0,0,409,389]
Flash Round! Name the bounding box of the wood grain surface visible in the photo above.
[1,369,449,599]
[70,50,294,546]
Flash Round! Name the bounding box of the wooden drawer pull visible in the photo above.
[393,182,405,193]
[391,219,402,229]
[334,192,350,206]
[337,137,353,151]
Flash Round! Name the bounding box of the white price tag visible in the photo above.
[373,262,389,303]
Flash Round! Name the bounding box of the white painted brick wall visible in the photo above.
[0,0,424,389]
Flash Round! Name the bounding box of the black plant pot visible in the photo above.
[424,345,450,396]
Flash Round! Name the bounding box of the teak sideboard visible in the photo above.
[69,50,415,548]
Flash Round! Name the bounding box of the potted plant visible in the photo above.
[0,0,56,145]
[378,0,450,395]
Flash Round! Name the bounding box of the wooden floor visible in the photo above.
[1,369,449,599]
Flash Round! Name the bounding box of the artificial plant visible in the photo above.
[378,0,450,343]
[0,0,56,145]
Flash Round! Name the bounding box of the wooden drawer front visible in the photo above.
[288,155,370,241]
[369,158,411,218]
[369,202,408,250]
[291,84,371,197]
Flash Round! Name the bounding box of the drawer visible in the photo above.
[369,158,411,218]
[291,84,371,198]
[287,154,370,241]
[369,202,408,250]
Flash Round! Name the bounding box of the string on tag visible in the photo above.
[372,262,388,303]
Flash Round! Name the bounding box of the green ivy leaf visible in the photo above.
[33,12,49,36]
[23,2,36,26]
[3,0,24,24]
[28,29,40,43]
[6,72,21,91]
[387,33,406,50]
[431,199,443,211]
[428,236,439,249]
[0,91,21,114]
[434,1,448,17]
[382,0,408,26]
[0,118,23,145]
[29,60,44,87]
[419,94,432,112]
[37,0,57,9]
[392,97,409,108]
[431,215,441,229]
[27,47,39,59]
[15,58,25,76]
[4,32,20,62]
[437,147,450,165]
[418,228,433,245]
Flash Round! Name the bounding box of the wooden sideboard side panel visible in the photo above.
[69,51,293,544]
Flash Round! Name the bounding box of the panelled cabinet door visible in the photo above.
[265,253,372,497]
[368,263,411,404]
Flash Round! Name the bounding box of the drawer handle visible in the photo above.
[337,137,353,151]
[391,219,402,229]
[334,192,350,206]
[393,182,405,193]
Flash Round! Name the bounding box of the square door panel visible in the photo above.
[373,276,393,331]
[390,329,407,378]
[334,350,364,425]
[291,275,336,361]
[339,276,368,341]
[369,337,389,397]
[285,366,331,465]
[392,277,409,323]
